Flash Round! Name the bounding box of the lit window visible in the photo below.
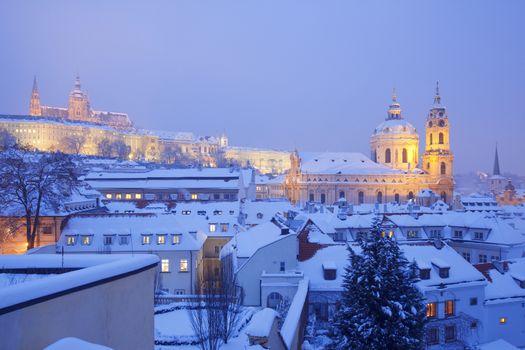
[124,193,132,200]
[445,300,455,317]
[182,210,191,215]
[116,193,122,200]
[81,235,91,246]
[407,230,418,238]
[499,317,507,324]
[161,259,170,273]
[172,234,181,244]
[157,235,166,245]
[221,223,229,232]
[104,235,113,245]
[105,193,113,199]
[142,235,151,245]
[66,235,76,246]
[426,302,437,318]
[209,223,217,232]
[191,193,198,200]
[135,193,142,199]
[180,259,189,272]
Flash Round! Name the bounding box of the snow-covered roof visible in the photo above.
[484,258,525,304]
[372,118,417,135]
[298,152,404,175]
[0,254,158,311]
[478,339,519,350]
[44,338,113,350]
[280,278,309,349]
[245,308,279,338]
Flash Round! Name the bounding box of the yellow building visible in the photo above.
[222,146,291,174]
[286,85,454,205]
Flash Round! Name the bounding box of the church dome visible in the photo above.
[373,118,417,135]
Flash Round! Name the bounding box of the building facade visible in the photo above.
[286,85,454,205]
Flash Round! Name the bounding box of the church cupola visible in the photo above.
[422,82,454,202]
[370,89,419,172]
[29,76,42,116]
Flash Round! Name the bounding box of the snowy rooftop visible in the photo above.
[44,338,113,350]
[373,118,417,135]
[484,258,525,304]
[245,308,279,338]
[299,152,404,175]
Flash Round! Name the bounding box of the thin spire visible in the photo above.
[433,81,441,105]
[493,144,501,176]
[387,87,402,120]
[32,75,39,93]
[74,74,81,90]
[392,87,397,102]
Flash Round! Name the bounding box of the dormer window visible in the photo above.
[419,268,431,280]
[474,231,484,240]
[431,259,450,278]
[453,230,463,239]
[407,230,418,239]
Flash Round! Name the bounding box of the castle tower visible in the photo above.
[370,89,419,171]
[422,82,454,202]
[68,75,92,121]
[29,76,42,116]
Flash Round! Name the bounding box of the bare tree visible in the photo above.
[161,146,178,164]
[0,149,79,250]
[98,138,113,157]
[189,266,242,350]
[0,129,17,150]
[64,133,87,154]
[112,140,131,160]
[0,217,23,253]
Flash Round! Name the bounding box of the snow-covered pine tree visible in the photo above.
[331,216,427,350]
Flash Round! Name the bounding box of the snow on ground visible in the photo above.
[0,273,53,288]
[44,337,113,350]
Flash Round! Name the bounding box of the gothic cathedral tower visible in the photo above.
[68,75,92,121]
[422,82,454,202]
[29,76,42,116]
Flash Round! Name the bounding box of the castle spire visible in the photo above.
[433,81,441,105]
[493,144,501,176]
[32,75,39,93]
[29,76,42,116]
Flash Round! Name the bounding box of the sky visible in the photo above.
[0,1,523,174]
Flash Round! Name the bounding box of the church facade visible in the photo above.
[286,85,454,205]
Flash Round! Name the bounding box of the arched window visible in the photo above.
[430,134,433,145]
[339,191,345,199]
[320,193,326,204]
[441,191,447,202]
[385,149,391,163]
[440,162,446,175]
[402,148,408,163]
[427,162,430,170]
[267,292,283,309]
[394,193,400,203]
[358,191,364,204]
[408,191,414,200]
[309,192,314,202]
[439,132,444,144]
[377,191,383,204]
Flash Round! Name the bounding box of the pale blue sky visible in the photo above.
[0,1,523,173]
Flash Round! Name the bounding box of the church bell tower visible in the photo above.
[29,76,42,116]
[422,82,454,202]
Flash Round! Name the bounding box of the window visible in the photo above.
[429,229,442,238]
[221,223,229,232]
[104,235,114,245]
[135,193,142,199]
[66,235,76,246]
[462,252,471,262]
[267,292,283,309]
[209,223,217,232]
[157,234,166,245]
[320,193,326,204]
[426,302,437,318]
[161,259,170,273]
[429,133,433,145]
[474,231,483,240]
[179,259,189,272]
[402,148,407,163]
[309,192,314,202]
[125,193,132,200]
[182,210,191,215]
[81,235,92,246]
[445,300,455,316]
[142,235,151,245]
[479,254,488,263]
[471,321,478,328]
[420,269,431,280]
[440,162,446,175]
[256,212,263,219]
[491,255,500,261]
[191,193,198,200]
[394,193,400,203]
[385,148,391,163]
[280,261,285,272]
[470,297,478,306]
[119,235,130,245]
[116,193,122,200]
[453,230,463,238]
[441,191,447,202]
[445,325,456,342]
[427,328,439,345]
[439,267,450,279]
[499,317,507,324]
[358,191,364,204]
[213,210,223,215]
[41,226,52,235]
[407,230,418,239]
[339,191,345,199]
[214,246,221,254]
[408,191,414,200]
[439,132,444,144]
[377,191,383,204]
[214,193,220,200]
[172,234,181,245]
[105,193,113,199]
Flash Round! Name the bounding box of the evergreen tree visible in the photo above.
[332,216,427,349]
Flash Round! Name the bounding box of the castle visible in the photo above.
[29,76,133,129]
[286,84,454,205]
